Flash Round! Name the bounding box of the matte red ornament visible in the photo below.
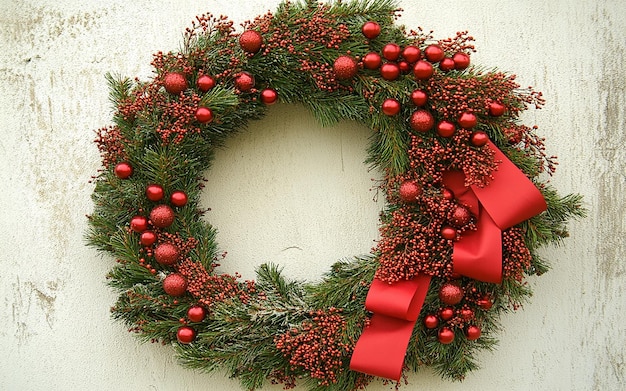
[176,326,196,344]
[164,72,187,95]
[439,57,455,72]
[239,30,263,53]
[130,216,148,232]
[410,90,428,107]
[234,72,255,92]
[460,308,474,320]
[441,226,457,240]
[465,325,481,341]
[410,109,435,132]
[436,120,456,138]
[187,306,207,323]
[471,131,489,147]
[401,45,421,63]
[150,204,175,228]
[438,327,455,344]
[154,242,180,266]
[439,283,464,305]
[361,21,381,39]
[196,75,216,92]
[195,107,213,123]
[489,102,506,116]
[260,88,278,105]
[452,52,470,70]
[440,307,455,321]
[146,184,164,202]
[424,315,439,329]
[458,112,477,129]
[413,60,434,80]
[382,98,401,116]
[450,205,471,226]
[382,43,401,61]
[114,162,133,179]
[442,188,455,200]
[140,230,157,246]
[362,52,382,70]
[163,273,187,297]
[380,62,400,81]
[170,190,188,207]
[399,180,422,203]
[334,55,358,80]
[424,44,445,63]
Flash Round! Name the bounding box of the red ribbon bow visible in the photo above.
[350,141,547,380]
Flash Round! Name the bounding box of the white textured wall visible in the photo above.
[1,0,624,390]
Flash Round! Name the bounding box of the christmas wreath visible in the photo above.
[88,1,584,389]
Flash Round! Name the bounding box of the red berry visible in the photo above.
[114,162,133,179]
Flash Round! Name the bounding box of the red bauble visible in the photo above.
[362,52,382,70]
[410,90,428,107]
[458,112,477,129]
[239,30,263,53]
[471,131,489,147]
[402,45,421,63]
[146,184,164,202]
[380,62,400,81]
[150,204,175,228]
[450,205,471,226]
[439,57,455,72]
[382,98,401,116]
[436,121,456,138]
[130,216,148,232]
[114,162,133,179]
[196,75,216,92]
[187,306,207,323]
[439,282,464,305]
[452,52,470,70]
[195,107,213,123]
[460,308,474,320]
[234,72,255,92]
[398,61,411,73]
[382,43,401,61]
[170,190,188,207]
[260,88,278,105]
[442,188,455,200]
[465,325,481,341]
[424,314,439,329]
[478,296,493,310]
[413,60,434,80]
[140,230,157,246]
[361,21,381,39]
[438,327,455,344]
[410,109,435,132]
[176,326,196,344]
[489,102,506,116]
[440,307,455,321]
[154,242,180,266]
[163,273,187,297]
[334,55,358,80]
[441,226,457,240]
[164,72,187,95]
[399,180,422,203]
[424,44,445,63]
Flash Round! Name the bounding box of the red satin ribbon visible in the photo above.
[350,141,547,380]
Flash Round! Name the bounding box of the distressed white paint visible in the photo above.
[0,0,624,389]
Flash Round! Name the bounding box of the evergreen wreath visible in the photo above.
[88,1,584,389]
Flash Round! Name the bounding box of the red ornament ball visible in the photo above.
[187,306,207,323]
[239,30,263,53]
[402,45,421,63]
[436,120,456,138]
[334,55,358,80]
[410,90,428,107]
[196,75,216,92]
[471,131,489,147]
[170,190,188,207]
[195,107,213,123]
[424,44,445,63]
[382,98,401,116]
[146,184,164,202]
[176,326,196,344]
[450,205,471,226]
[362,52,382,70]
[398,61,411,73]
[413,60,434,80]
[410,109,435,132]
[154,242,180,266]
[380,62,400,81]
[465,325,481,341]
[140,230,157,246]
[439,282,464,305]
[130,216,148,233]
[361,21,381,39]
[478,296,493,310]
[442,188,455,200]
[439,57,455,72]
[424,314,439,329]
[438,327,455,344]
[460,308,475,320]
[164,72,187,95]
[441,226,457,240]
[163,273,187,297]
[440,307,455,321]
[114,162,133,179]
[399,180,422,203]
[382,43,401,61]
[234,72,255,92]
[452,52,470,70]
[260,88,278,105]
[150,204,175,228]
[489,102,506,116]
[458,112,478,129]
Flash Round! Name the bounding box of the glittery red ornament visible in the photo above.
[424,314,439,329]
[439,282,464,305]
[164,72,187,95]
[114,162,133,179]
[436,120,456,138]
[239,30,263,53]
[471,131,489,147]
[150,204,175,228]
[410,109,435,132]
[170,191,188,207]
[489,102,506,116]
[195,107,213,123]
[234,72,255,92]
[260,88,278,104]
[410,90,428,107]
[439,57,455,72]
[460,308,474,320]
[140,230,157,246]
[438,327,455,344]
[333,55,358,80]
[177,326,196,344]
[382,43,401,61]
[382,98,401,116]
[146,184,164,202]
[380,62,400,81]
[402,45,421,63]
[442,188,455,200]
[440,307,455,321]
[413,60,434,80]
[163,273,187,297]
[399,180,422,203]
[450,205,471,226]
[361,21,381,39]
[452,52,470,70]
[154,242,180,266]
[187,306,207,323]
[465,325,481,341]
[441,226,457,240]
[362,52,382,70]
[458,112,477,129]
[130,216,148,232]
[196,75,216,92]
[424,44,445,63]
